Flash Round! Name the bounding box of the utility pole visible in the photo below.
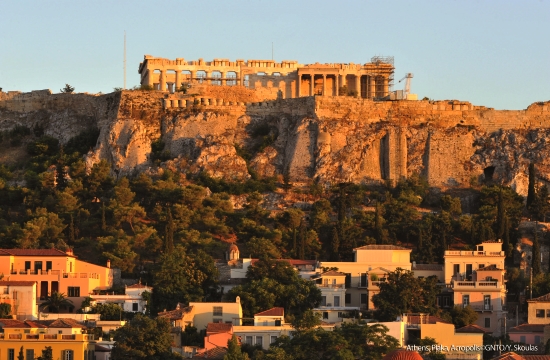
[124,31,127,90]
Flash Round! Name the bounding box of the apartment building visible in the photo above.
[90,283,152,313]
[0,249,114,312]
[0,318,96,360]
[319,245,412,309]
[311,271,359,323]
[443,241,507,336]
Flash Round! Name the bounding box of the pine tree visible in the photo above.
[527,162,537,211]
[224,334,249,360]
[532,224,542,276]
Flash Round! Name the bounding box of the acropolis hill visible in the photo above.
[1,55,550,196]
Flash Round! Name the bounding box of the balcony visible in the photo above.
[0,333,95,341]
[318,284,345,289]
[445,250,505,257]
[452,280,499,289]
[469,304,494,312]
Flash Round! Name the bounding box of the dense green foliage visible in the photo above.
[111,314,182,360]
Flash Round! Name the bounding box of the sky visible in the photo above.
[0,0,548,110]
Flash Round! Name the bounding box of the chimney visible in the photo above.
[66,248,74,256]
[107,260,111,268]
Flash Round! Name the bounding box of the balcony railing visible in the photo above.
[445,250,505,256]
[11,269,61,276]
[0,334,94,341]
[452,280,499,288]
[318,284,345,289]
[469,304,494,311]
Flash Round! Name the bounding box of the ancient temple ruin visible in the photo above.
[138,55,394,99]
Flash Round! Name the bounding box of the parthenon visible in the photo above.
[138,55,395,99]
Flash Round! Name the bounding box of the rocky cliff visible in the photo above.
[1,88,550,195]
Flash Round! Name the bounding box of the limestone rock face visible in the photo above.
[2,90,550,195]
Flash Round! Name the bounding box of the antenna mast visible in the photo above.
[124,31,127,90]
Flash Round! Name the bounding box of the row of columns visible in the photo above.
[150,70,242,91]
[297,73,389,98]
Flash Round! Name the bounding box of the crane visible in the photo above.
[398,73,414,98]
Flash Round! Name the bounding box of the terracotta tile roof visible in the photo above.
[477,264,502,271]
[194,347,227,359]
[158,305,194,320]
[39,319,86,329]
[529,293,550,302]
[382,349,423,360]
[0,320,47,328]
[456,324,492,333]
[255,307,284,317]
[508,324,545,333]
[0,248,71,256]
[206,322,233,333]
[492,352,529,360]
[354,245,411,251]
[412,264,444,271]
[0,281,36,286]
[523,356,550,360]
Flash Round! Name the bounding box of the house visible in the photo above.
[311,271,359,323]
[319,245,413,309]
[527,293,550,325]
[90,283,151,313]
[158,297,243,331]
[403,314,483,360]
[0,318,96,360]
[0,249,114,312]
[508,324,546,346]
[443,241,507,336]
[0,281,37,320]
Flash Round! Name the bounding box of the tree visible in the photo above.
[36,347,53,360]
[224,334,250,360]
[92,303,124,320]
[111,314,181,360]
[60,84,75,93]
[0,303,11,318]
[17,346,24,360]
[449,305,478,328]
[338,322,399,359]
[527,162,536,211]
[532,225,542,276]
[39,292,73,313]
[152,246,219,314]
[372,268,440,321]
[291,309,321,331]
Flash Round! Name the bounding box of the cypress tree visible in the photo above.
[503,216,511,258]
[527,162,536,210]
[164,207,174,253]
[532,224,541,276]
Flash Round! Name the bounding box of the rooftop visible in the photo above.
[477,264,503,271]
[0,248,71,257]
[354,245,411,251]
[0,281,37,286]
[255,307,284,317]
[206,322,233,333]
[508,324,545,333]
[456,324,492,333]
[0,319,85,329]
[528,293,550,303]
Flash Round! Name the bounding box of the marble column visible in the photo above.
[159,70,166,92]
[297,74,301,97]
[310,74,315,96]
[355,75,360,97]
[334,74,339,96]
[370,76,376,99]
[322,74,326,96]
[175,72,180,91]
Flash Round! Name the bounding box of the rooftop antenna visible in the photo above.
[124,31,127,90]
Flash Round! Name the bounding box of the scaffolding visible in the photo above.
[370,55,395,97]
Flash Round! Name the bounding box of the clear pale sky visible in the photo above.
[1,0,548,110]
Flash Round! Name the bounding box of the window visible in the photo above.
[462,295,470,307]
[213,306,223,316]
[67,287,80,297]
[26,349,34,360]
[520,336,526,344]
[484,317,490,328]
[345,274,351,288]
[8,349,15,360]
[270,336,277,344]
[453,264,460,276]
[546,309,550,318]
[479,264,485,269]
[34,261,43,272]
[334,296,340,307]
[338,312,343,318]
[132,303,139,312]
[360,294,367,304]
[24,261,31,271]
[536,309,545,318]
[46,261,52,271]
[323,312,329,320]
[255,336,263,347]
[466,264,473,280]
[51,281,59,294]
[535,336,542,344]
[484,295,491,310]
[321,296,327,306]
[345,294,351,304]
[62,350,74,360]
[245,336,253,345]
[360,273,367,287]
[332,279,336,285]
